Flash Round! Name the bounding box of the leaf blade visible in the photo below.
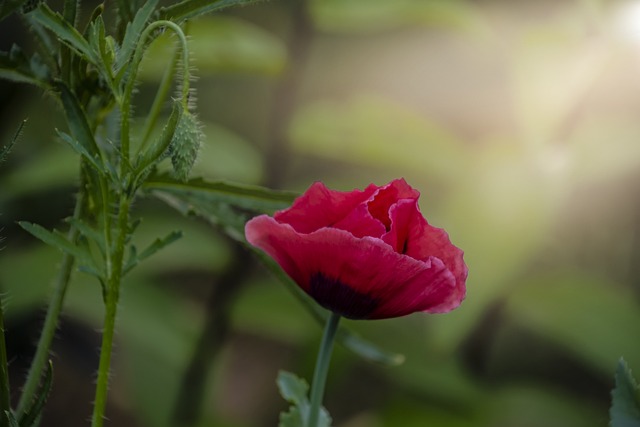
[611,358,640,427]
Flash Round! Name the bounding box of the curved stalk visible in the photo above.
[121,20,190,173]
[16,184,86,415]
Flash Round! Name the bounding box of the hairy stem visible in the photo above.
[308,312,340,427]
[91,195,131,427]
[0,295,10,427]
[16,183,86,415]
[121,20,190,173]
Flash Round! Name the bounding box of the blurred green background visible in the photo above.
[2,0,640,426]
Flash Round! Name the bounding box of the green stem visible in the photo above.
[0,295,10,427]
[121,20,190,174]
[16,186,86,416]
[307,312,341,427]
[91,196,130,427]
[138,45,180,151]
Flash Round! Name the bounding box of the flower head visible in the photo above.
[245,179,467,320]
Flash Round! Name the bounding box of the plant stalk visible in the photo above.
[308,312,340,427]
[16,185,86,415]
[90,195,130,427]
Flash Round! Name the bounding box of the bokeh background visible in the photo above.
[2,0,640,426]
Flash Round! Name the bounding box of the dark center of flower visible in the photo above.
[309,273,379,320]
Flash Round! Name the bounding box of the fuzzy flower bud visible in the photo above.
[170,110,202,182]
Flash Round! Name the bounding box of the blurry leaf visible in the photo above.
[18,221,103,279]
[158,0,263,22]
[289,95,468,182]
[1,120,25,164]
[0,0,27,21]
[611,359,640,427]
[17,360,53,427]
[139,16,286,79]
[144,175,296,213]
[277,371,331,427]
[66,218,105,254]
[28,4,97,64]
[57,131,102,173]
[504,271,640,375]
[115,0,159,73]
[123,230,182,275]
[0,46,50,89]
[310,0,488,35]
[0,295,9,427]
[56,82,101,161]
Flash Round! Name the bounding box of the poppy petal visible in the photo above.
[245,215,459,319]
[274,181,378,233]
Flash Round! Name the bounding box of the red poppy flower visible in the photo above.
[245,179,467,320]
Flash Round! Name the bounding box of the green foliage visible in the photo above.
[0,0,28,21]
[611,359,640,427]
[17,361,53,427]
[158,0,264,22]
[277,371,331,427]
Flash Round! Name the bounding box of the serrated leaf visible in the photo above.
[65,218,106,255]
[27,4,98,64]
[278,371,310,405]
[18,222,103,279]
[276,371,331,427]
[123,230,182,275]
[611,358,640,427]
[17,360,53,427]
[279,406,304,427]
[55,81,102,161]
[158,0,263,22]
[1,120,26,164]
[5,411,19,427]
[57,131,103,173]
[115,0,158,73]
[144,175,296,213]
[87,16,114,82]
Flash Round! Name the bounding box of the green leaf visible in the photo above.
[0,295,10,427]
[144,175,296,213]
[0,0,27,21]
[65,218,106,255]
[123,230,183,275]
[27,4,98,64]
[276,371,331,427]
[611,359,640,427]
[5,411,19,427]
[158,0,263,22]
[1,120,26,164]
[0,46,51,89]
[18,222,103,279]
[55,81,102,162]
[115,0,159,73]
[17,360,53,427]
[57,131,103,173]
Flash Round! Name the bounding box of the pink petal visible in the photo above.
[274,182,378,233]
[392,202,467,304]
[367,179,419,229]
[245,215,461,319]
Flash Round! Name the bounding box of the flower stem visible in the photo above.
[91,195,130,427]
[308,312,341,427]
[16,185,85,416]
